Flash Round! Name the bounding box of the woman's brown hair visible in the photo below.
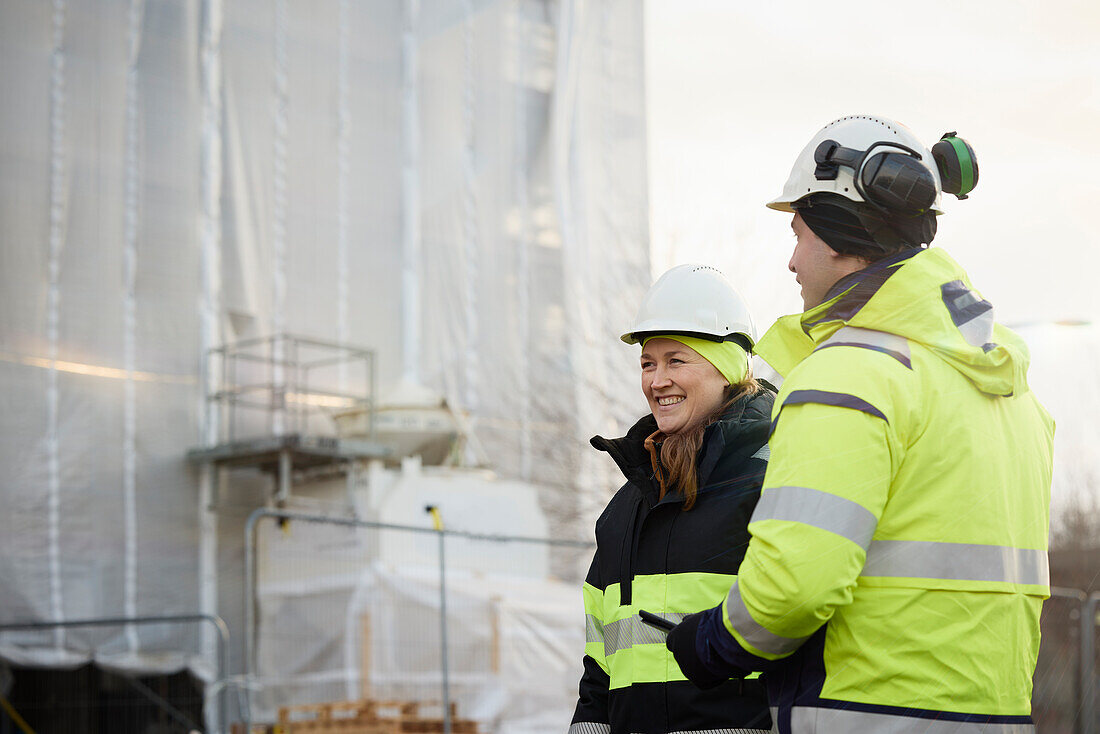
[646,374,762,511]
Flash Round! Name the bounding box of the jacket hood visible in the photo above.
[591,388,775,490]
[755,247,1031,397]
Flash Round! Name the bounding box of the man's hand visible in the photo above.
[664,609,729,689]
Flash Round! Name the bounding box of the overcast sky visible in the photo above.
[644,0,1100,519]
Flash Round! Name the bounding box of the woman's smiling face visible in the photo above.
[640,337,729,435]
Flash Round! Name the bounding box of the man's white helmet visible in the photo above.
[621,264,756,348]
[767,115,944,215]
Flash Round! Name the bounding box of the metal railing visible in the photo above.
[203,333,377,444]
[1083,592,1100,734]
[242,507,592,732]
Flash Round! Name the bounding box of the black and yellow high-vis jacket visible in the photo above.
[570,388,776,734]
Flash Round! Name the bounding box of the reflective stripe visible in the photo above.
[603,612,689,657]
[751,486,877,549]
[782,390,887,422]
[942,280,996,350]
[790,705,1033,733]
[863,540,1049,586]
[725,580,809,656]
[750,443,770,461]
[815,326,912,368]
[585,614,604,646]
[569,723,611,734]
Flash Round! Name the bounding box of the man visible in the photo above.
[665,115,1054,733]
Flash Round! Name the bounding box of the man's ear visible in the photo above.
[828,247,870,268]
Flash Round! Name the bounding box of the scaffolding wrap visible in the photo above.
[0,1,649,728]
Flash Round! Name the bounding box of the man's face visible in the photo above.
[788,212,865,310]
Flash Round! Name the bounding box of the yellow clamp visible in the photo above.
[424,505,444,531]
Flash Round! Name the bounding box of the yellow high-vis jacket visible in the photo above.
[707,247,1054,733]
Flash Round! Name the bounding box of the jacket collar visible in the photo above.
[804,247,920,331]
[755,248,919,376]
[754,246,1031,397]
[591,388,775,502]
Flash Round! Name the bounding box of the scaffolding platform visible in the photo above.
[186,433,387,473]
[188,334,388,505]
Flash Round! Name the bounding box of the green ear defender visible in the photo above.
[931,132,979,200]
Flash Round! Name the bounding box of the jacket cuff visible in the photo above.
[699,601,772,673]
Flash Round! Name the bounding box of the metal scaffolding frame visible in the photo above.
[187,333,388,507]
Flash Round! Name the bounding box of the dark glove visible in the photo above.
[665,610,728,690]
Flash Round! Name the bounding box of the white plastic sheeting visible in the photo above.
[2,0,209,675]
[0,0,648,711]
[252,466,579,729]
[256,561,583,733]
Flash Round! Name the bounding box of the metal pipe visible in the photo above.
[244,510,259,730]
[218,342,228,445]
[277,448,291,503]
[369,351,377,441]
[302,353,370,370]
[1084,592,1099,734]
[228,351,237,443]
[219,352,298,367]
[345,460,357,512]
[291,335,360,351]
[246,507,594,547]
[292,337,302,435]
[0,614,230,734]
[437,528,451,734]
[1051,587,1088,734]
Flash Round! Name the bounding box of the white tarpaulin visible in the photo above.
[255,559,584,733]
[0,0,649,727]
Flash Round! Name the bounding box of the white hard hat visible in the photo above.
[768,115,944,215]
[621,264,756,348]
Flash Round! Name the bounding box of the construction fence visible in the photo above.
[241,509,595,734]
[1035,589,1100,734]
[241,510,1100,734]
[2,514,1099,733]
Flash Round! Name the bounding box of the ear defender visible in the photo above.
[859,152,937,214]
[814,138,938,215]
[932,132,979,199]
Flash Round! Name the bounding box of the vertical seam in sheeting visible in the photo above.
[122,0,146,653]
[596,0,616,513]
[46,0,68,649]
[336,0,350,389]
[200,1,223,449]
[551,0,597,526]
[401,0,421,382]
[461,0,479,419]
[513,0,531,481]
[272,0,289,434]
[336,1,353,700]
[199,0,224,722]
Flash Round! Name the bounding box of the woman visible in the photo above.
[570,264,774,734]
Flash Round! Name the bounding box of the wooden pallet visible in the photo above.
[229,725,275,734]
[252,698,480,734]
